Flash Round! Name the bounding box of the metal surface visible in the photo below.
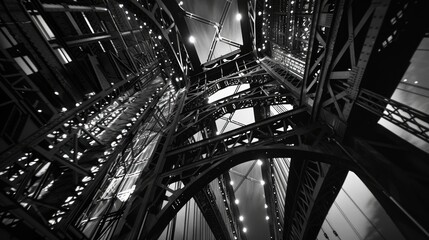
[1,0,429,239]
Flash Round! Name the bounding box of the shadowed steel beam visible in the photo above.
[300,0,322,106]
[237,0,253,53]
[0,191,61,240]
[145,144,351,239]
[194,187,233,240]
[261,159,282,240]
[310,0,345,122]
[167,107,307,157]
[222,173,247,240]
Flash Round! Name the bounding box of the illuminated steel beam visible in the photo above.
[42,3,108,13]
[0,62,160,168]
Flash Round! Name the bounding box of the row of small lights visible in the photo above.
[270,159,284,233]
[1,76,147,197]
[217,177,240,239]
[119,3,184,84]
[9,0,173,226]
[119,2,172,67]
[215,159,273,238]
[48,82,168,226]
[258,0,271,53]
[38,61,163,224]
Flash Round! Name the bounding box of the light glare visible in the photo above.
[236,13,242,21]
[189,35,195,43]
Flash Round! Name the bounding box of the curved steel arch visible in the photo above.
[143,144,353,239]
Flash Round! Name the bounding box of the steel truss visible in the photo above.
[301,0,392,125]
[103,49,357,239]
[0,65,164,238]
[263,0,429,239]
[0,0,174,238]
[274,0,429,239]
[357,88,429,144]
[1,0,429,239]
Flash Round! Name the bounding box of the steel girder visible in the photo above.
[276,0,394,239]
[0,68,165,239]
[291,0,429,239]
[0,7,163,233]
[283,159,348,240]
[300,0,393,129]
[0,60,156,168]
[193,186,234,240]
[148,129,351,239]
[175,78,294,141]
[100,53,357,239]
[237,0,255,54]
[57,83,176,238]
[110,88,188,240]
[356,88,429,144]
[219,173,248,240]
[262,0,414,239]
[261,158,283,240]
[128,104,353,239]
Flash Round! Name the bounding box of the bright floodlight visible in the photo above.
[266,216,270,220]
[260,180,265,185]
[235,199,239,205]
[189,35,195,43]
[239,216,244,221]
[236,13,242,21]
[257,159,263,166]
[243,227,247,233]
[158,35,162,40]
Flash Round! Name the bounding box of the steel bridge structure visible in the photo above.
[0,0,428,240]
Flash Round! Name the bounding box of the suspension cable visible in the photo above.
[325,218,341,240]
[341,187,387,240]
[333,201,363,240]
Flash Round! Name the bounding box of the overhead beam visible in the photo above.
[237,0,254,53]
